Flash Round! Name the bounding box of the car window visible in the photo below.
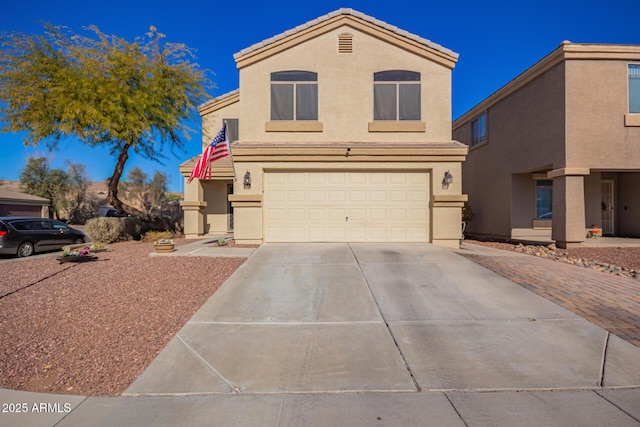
[35,221,53,230]
[9,221,30,231]
[52,220,68,230]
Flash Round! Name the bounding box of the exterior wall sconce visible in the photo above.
[442,171,453,189]
[243,171,251,189]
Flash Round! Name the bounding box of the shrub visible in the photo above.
[142,230,173,242]
[85,217,128,244]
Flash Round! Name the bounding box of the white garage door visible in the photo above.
[264,171,430,242]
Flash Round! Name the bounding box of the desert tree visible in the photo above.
[20,156,69,219]
[0,24,211,230]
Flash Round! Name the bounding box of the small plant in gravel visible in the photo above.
[154,238,174,245]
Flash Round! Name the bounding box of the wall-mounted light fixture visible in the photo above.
[243,171,251,189]
[442,171,453,189]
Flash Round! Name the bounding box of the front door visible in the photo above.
[601,180,614,235]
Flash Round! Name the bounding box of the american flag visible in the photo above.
[187,124,230,183]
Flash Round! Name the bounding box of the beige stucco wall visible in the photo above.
[202,180,231,234]
[453,63,565,239]
[565,60,640,168]
[237,25,452,144]
[201,99,240,148]
[189,13,465,246]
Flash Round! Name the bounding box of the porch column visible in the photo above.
[180,178,207,238]
[548,168,590,248]
[431,194,468,249]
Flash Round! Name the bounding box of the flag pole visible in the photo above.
[225,119,237,183]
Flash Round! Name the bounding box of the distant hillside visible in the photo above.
[0,180,182,203]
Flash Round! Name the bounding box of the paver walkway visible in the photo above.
[460,244,640,347]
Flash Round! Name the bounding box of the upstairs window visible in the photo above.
[629,64,640,113]
[270,71,318,121]
[373,70,421,121]
[471,113,487,146]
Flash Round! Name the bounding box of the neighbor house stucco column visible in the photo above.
[549,168,590,248]
[180,178,207,238]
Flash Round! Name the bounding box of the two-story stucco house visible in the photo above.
[180,9,468,248]
[453,42,640,248]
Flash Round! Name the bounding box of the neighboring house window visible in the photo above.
[373,70,421,121]
[536,179,553,219]
[471,113,487,146]
[270,71,318,121]
[629,64,640,113]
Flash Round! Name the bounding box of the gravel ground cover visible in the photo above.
[467,239,640,274]
[0,239,246,396]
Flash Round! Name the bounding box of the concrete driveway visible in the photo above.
[125,243,640,396]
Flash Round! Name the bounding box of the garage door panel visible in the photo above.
[390,191,407,203]
[288,190,305,202]
[264,171,430,242]
[328,190,346,202]
[308,209,326,221]
[289,209,305,221]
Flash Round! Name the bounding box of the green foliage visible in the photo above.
[85,217,127,244]
[1,24,212,230]
[119,166,169,214]
[462,201,474,223]
[19,157,69,219]
[0,24,211,155]
[65,161,96,224]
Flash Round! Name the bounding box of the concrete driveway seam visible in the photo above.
[175,335,241,394]
[347,243,422,393]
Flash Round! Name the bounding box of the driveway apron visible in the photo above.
[125,243,640,396]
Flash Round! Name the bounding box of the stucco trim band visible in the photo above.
[180,201,207,210]
[624,114,640,126]
[546,168,590,178]
[229,194,263,208]
[432,194,468,207]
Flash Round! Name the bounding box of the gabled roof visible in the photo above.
[198,89,239,114]
[453,42,640,127]
[0,188,49,204]
[233,8,458,70]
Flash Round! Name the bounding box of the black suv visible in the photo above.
[0,217,86,257]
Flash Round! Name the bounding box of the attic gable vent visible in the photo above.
[338,33,353,53]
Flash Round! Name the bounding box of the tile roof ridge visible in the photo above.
[233,8,458,60]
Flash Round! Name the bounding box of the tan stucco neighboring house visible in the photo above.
[453,42,640,248]
[180,8,468,248]
[0,188,50,217]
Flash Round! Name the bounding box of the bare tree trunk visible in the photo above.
[107,144,170,231]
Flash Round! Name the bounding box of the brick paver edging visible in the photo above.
[461,253,640,347]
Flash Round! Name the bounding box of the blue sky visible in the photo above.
[1,0,639,191]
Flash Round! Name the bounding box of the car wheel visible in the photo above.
[17,242,34,257]
[74,238,84,244]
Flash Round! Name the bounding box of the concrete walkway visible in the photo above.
[2,243,640,426]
